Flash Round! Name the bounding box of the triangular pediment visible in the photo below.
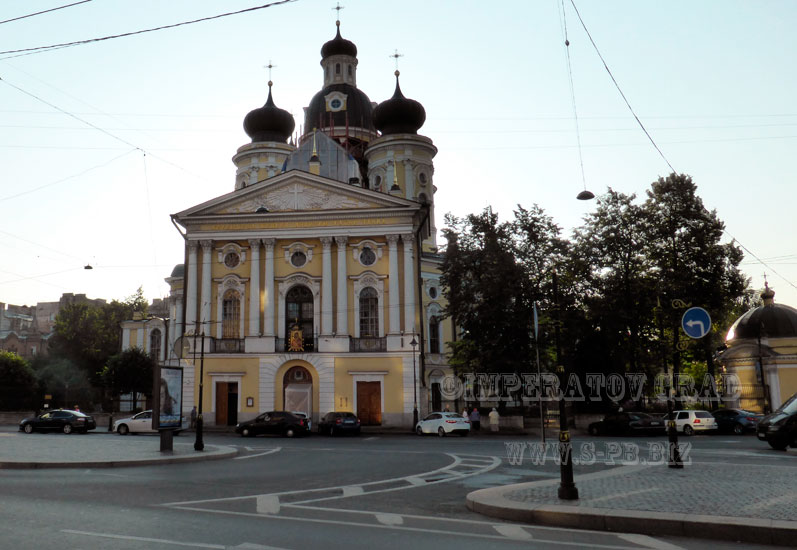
[175,170,417,220]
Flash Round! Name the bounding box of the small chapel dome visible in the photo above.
[726,284,797,341]
[170,264,185,278]
[373,71,426,135]
[243,82,295,143]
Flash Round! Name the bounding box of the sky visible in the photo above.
[1,0,796,323]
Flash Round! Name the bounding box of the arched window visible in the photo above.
[359,287,379,337]
[429,316,441,354]
[335,63,340,74]
[347,65,352,77]
[286,285,314,345]
[222,290,241,338]
[149,328,162,360]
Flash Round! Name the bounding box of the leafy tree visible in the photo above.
[33,357,92,410]
[0,350,37,410]
[100,347,154,411]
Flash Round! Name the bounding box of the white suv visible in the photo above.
[673,410,717,435]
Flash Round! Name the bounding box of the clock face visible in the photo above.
[330,99,342,109]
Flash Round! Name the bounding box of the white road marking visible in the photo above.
[494,524,533,540]
[618,533,687,550]
[363,436,379,440]
[341,485,364,497]
[234,447,281,460]
[62,529,225,548]
[256,495,281,515]
[375,513,404,526]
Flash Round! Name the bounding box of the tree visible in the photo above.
[0,350,37,410]
[100,348,154,411]
[33,357,92,410]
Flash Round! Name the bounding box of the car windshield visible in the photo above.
[443,413,462,419]
[777,393,797,415]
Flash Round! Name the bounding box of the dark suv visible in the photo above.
[20,410,97,434]
[235,411,309,438]
[757,392,797,450]
[318,412,361,436]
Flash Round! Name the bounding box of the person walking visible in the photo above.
[489,407,500,433]
[469,407,481,431]
[462,408,469,420]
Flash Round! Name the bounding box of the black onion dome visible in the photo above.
[726,286,797,340]
[321,21,357,59]
[373,72,426,135]
[243,83,295,143]
[170,264,185,278]
[303,84,375,133]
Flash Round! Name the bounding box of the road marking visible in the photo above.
[257,495,281,515]
[375,513,403,526]
[234,447,281,460]
[62,529,226,548]
[493,524,533,540]
[342,485,364,497]
[618,533,687,550]
[363,436,379,440]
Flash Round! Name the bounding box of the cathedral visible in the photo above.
[122,20,454,428]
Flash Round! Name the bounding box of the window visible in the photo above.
[149,329,162,360]
[347,65,352,77]
[428,286,438,299]
[359,287,379,337]
[286,285,314,342]
[335,63,340,74]
[429,316,441,354]
[291,251,307,268]
[359,246,376,266]
[222,290,241,338]
[224,252,240,268]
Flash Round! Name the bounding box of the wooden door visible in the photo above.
[216,382,228,426]
[357,381,381,425]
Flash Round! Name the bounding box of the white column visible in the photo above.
[387,234,401,334]
[402,233,416,335]
[335,236,348,335]
[321,237,334,335]
[200,240,213,332]
[186,242,198,331]
[263,238,275,337]
[248,239,261,336]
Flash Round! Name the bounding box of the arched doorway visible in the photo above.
[286,285,314,351]
[283,365,312,419]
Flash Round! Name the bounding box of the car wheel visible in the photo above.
[683,425,694,436]
[63,424,73,434]
[732,423,744,435]
[241,427,251,437]
[23,424,33,434]
[117,424,129,435]
[285,427,295,438]
[768,438,789,451]
[438,427,446,437]
[416,426,424,436]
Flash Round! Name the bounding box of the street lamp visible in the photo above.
[194,330,205,451]
[410,336,418,428]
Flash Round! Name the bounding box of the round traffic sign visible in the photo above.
[682,307,711,339]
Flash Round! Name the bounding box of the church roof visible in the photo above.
[726,285,797,341]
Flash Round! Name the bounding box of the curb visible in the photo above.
[466,485,797,546]
[0,445,239,470]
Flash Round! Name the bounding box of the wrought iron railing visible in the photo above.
[210,338,244,353]
[350,337,386,352]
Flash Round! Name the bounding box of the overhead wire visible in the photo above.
[725,231,797,292]
[0,0,92,26]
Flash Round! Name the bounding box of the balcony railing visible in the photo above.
[276,337,315,353]
[210,338,244,353]
[350,337,386,352]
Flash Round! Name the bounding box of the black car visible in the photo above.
[757,392,797,450]
[318,412,361,436]
[235,411,309,438]
[588,412,666,436]
[711,408,762,434]
[19,410,97,434]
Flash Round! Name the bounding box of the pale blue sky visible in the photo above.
[1,0,795,320]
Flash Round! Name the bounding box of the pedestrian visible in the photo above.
[74,404,80,412]
[462,408,468,420]
[190,406,197,430]
[489,407,500,433]
[444,404,450,412]
[470,407,481,431]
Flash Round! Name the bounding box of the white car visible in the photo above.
[673,410,717,435]
[416,412,470,437]
[113,410,182,435]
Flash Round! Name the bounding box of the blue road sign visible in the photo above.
[682,307,711,339]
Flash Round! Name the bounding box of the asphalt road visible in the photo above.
[1,427,793,550]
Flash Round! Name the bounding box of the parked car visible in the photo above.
[757,392,797,450]
[711,408,762,435]
[19,409,97,434]
[673,410,717,435]
[588,412,666,436]
[292,411,312,431]
[318,412,361,436]
[416,412,470,437]
[113,410,182,435]
[235,411,309,438]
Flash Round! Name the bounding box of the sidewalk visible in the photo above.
[0,429,237,469]
[467,461,797,546]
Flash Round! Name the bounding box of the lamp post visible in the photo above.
[410,336,419,427]
[194,331,205,451]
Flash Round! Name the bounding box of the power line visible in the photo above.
[0,0,297,59]
[725,231,797,293]
[0,0,92,26]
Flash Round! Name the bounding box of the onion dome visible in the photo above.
[726,284,797,341]
[170,264,185,278]
[243,82,295,143]
[373,71,426,135]
[321,21,357,59]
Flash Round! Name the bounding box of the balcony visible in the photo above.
[210,338,244,353]
[276,337,316,353]
[350,337,387,353]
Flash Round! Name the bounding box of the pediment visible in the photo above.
[176,170,416,220]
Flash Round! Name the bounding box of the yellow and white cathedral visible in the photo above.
[122,21,456,427]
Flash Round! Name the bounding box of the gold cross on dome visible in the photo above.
[333,2,344,20]
[390,49,403,71]
[263,60,276,83]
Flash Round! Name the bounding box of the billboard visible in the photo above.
[158,366,183,429]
